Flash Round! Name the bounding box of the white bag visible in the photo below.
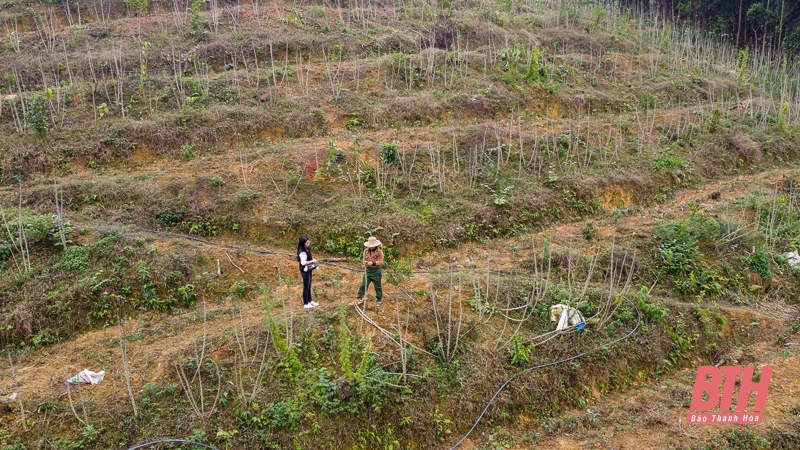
[550,304,585,331]
[784,251,800,268]
[67,369,105,385]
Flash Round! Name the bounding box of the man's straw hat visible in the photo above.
[364,236,382,248]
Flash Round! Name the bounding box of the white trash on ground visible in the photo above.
[784,251,800,268]
[549,304,586,331]
[66,369,105,385]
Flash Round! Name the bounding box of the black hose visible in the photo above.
[449,298,641,449]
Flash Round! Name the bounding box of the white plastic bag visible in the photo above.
[550,304,585,331]
[784,251,800,268]
[66,369,105,385]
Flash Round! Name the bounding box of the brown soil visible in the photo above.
[599,184,637,211]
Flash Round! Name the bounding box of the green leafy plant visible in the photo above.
[182,219,219,236]
[664,324,697,367]
[748,247,772,280]
[708,108,723,133]
[124,0,149,14]
[432,408,452,441]
[652,145,685,172]
[482,184,514,206]
[736,46,749,84]
[329,139,345,162]
[181,144,199,159]
[0,210,73,251]
[188,0,209,36]
[231,280,249,298]
[379,141,399,165]
[153,204,186,228]
[27,97,47,135]
[267,312,302,381]
[53,245,90,272]
[103,130,121,148]
[655,214,732,298]
[779,102,790,133]
[581,221,595,241]
[509,334,533,366]
[635,288,666,323]
[215,429,238,450]
[175,283,196,306]
[97,102,109,118]
[338,314,354,381]
[562,189,597,215]
[723,429,770,449]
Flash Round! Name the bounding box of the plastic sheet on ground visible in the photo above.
[66,369,106,385]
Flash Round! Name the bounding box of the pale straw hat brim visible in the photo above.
[364,236,382,247]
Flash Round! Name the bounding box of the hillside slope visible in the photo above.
[1,1,800,449]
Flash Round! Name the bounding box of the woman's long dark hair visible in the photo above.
[297,236,312,262]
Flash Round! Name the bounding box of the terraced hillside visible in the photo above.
[1,0,800,448]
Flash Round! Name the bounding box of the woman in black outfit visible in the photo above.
[297,236,319,309]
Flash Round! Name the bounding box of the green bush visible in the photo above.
[722,429,770,450]
[27,97,47,135]
[385,258,412,286]
[345,117,362,130]
[673,268,727,298]
[103,130,121,147]
[581,221,595,241]
[310,367,355,415]
[53,245,90,272]
[748,247,772,280]
[240,399,304,430]
[379,141,399,165]
[654,213,725,276]
[497,44,549,87]
[259,401,303,430]
[181,144,199,159]
[181,218,219,236]
[208,80,238,103]
[654,214,734,297]
[0,243,11,261]
[635,293,667,324]
[509,334,533,366]
[153,204,186,228]
[0,210,70,250]
[652,145,685,172]
[388,53,420,88]
[656,234,698,276]
[231,280,249,298]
